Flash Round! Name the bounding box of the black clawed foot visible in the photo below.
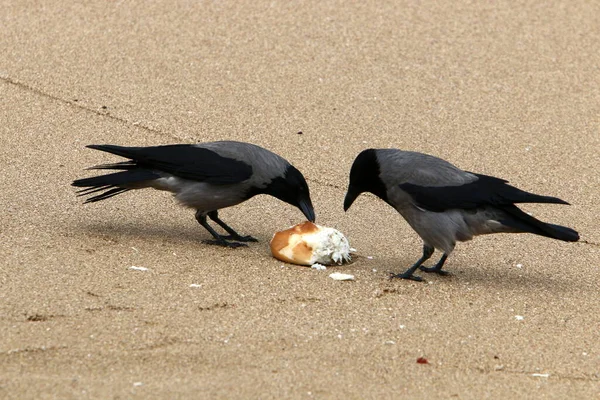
[202,239,247,248]
[389,272,423,282]
[222,235,258,242]
[419,266,450,276]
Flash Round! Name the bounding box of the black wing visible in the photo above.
[87,144,253,184]
[399,173,569,212]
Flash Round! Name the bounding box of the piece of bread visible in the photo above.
[270,222,351,266]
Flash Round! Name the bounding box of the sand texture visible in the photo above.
[1,1,599,398]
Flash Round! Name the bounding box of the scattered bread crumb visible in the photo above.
[329,272,355,281]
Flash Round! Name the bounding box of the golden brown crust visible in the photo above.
[270,222,320,265]
[289,240,313,265]
[291,221,320,234]
[270,230,292,253]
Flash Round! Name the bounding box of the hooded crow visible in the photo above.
[344,149,579,281]
[73,141,316,247]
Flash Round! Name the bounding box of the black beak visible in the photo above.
[299,199,316,222]
[343,189,359,212]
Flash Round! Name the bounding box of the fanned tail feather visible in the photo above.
[72,170,159,203]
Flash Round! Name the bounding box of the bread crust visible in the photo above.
[270,222,320,265]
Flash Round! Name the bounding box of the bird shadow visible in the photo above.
[369,254,590,295]
[73,220,267,246]
[432,263,589,295]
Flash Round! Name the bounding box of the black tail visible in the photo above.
[73,144,162,203]
[86,144,144,160]
[499,205,579,242]
[72,170,158,203]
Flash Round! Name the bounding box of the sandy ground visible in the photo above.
[1,1,599,398]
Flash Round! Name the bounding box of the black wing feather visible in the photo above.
[400,173,569,212]
[83,188,131,203]
[72,170,159,188]
[88,161,137,170]
[86,144,252,184]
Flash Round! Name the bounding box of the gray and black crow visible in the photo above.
[344,149,579,281]
[73,141,315,247]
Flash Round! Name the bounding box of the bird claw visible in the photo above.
[202,239,247,248]
[419,266,450,276]
[389,272,423,282]
[221,234,258,242]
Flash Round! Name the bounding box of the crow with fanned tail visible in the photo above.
[72,141,315,247]
[344,149,579,281]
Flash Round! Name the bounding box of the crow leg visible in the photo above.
[207,211,258,242]
[195,211,246,248]
[419,253,450,275]
[390,244,434,282]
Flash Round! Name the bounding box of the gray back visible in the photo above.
[376,149,477,188]
[197,141,290,188]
